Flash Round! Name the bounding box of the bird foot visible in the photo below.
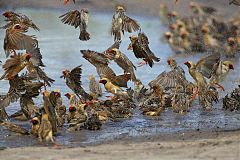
[137,61,147,67]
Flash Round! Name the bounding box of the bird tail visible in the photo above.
[114,31,121,41]
[152,53,161,62]
[79,30,90,41]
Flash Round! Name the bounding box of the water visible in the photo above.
[0,8,240,148]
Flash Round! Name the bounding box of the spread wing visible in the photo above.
[27,47,44,67]
[4,24,38,57]
[0,53,22,80]
[81,50,109,66]
[70,65,82,86]
[59,10,81,28]
[196,53,220,79]
[104,40,122,53]
[123,15,140,33]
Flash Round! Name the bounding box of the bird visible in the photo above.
[38,112,56,145]
[0,53,32,80]
[3,23,38,57]
[31,116,41,137]
[0,120,29,135]
[10,81,43,120]
[105,48,137,81]
[194,53,234,91]
[61,65,93,101]
[59,8,90,41]
[128,32,160,67]
[2,11,40,31]
[184,61,207,100]
[99,78,130,100]
[81,48,131,88]
[89,74,102,99]
[111,5,140,41]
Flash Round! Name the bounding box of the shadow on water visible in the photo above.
[0,8,240,148]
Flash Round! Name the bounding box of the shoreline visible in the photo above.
[0,129,240,160]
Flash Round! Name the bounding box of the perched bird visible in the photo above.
[105,48,137,81]
[111,5,140,41]
[67,103,88,131]
[61,65,93,101]
[128,32,160,67]
[184,61,207,100]
[0,53,32,80]
[4,24,38,57]
[99,78,130,100]
[89,75,102,99]
[2,11,40,31]
[38,113,56,145]
[59,8,90,41]
[31,116,41,137]
[85,113,102,130]
[0,120,29,135]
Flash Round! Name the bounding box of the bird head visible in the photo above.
[2,11,16,18]
[43,90,50,97]
[169,24,177,31]
[223,61,234,70]
[63,0,70,5]
[129,35,138,42]
[31,117,40,125]
[167,58,177,66]
[201,25,209,34]
[52,90,61,98]
[116,5,126,12]
[164,32,172,40]
[23,53,32,61]
[184,61,193,68]
[81,8,89,14]
[61,70,70,78]
[108,48,120,58]
[180,31,188,39]
[69,104,77,113]
[64,93,73,99]
[99,78,108,85]
[168,11,177,18]
[227,37,235,46]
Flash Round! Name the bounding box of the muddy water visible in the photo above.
[0,9,240,148]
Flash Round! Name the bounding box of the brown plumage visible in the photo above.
[38,113,55,143]
[61,65,93,101]
[89,75,102,99]
[81,49,131,88]
[0,120,29,135]
[111,5,140,41]
[4,24,38,57]
[105,48,137,81]
[128,32,160,67]
[0,53,32,80]
[59,9,90,41]
[2,11,40,31]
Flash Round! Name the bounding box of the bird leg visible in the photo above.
[137,61,147,67]
[214,83,225,91]
[192,86,199,100]
[43,81,47,91]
